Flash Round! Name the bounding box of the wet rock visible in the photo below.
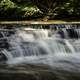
[0,39,9,49]
[0,52,7,62]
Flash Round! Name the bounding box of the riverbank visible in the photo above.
[0,20,80,25]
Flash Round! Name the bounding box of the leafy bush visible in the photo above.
[32,0,80,19]
[0,0,41,20]
[0,0,17,17]
[0,0,80,20]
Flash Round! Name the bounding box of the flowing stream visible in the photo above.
[0,24,80,80]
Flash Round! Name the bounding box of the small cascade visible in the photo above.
[0,24,80,64]
[54,28,80,39]
[23,28,49,39]
[64,40,76,53]
[17,28,49,41]
[33,29,49,39]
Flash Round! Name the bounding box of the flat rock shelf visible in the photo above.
[0,21,80,25]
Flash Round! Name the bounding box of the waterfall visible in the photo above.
[64,40,75,53]
[0,24,80,64]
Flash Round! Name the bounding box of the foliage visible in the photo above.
[32,0,67,16]
[0,0,41,20]
[0,0,80,20]
[16,3,40,18]
[0,0,17,17]
[32,0,80,19]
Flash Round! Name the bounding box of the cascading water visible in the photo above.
[0,24,80,65]
[1,24,80,80]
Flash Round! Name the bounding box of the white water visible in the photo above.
[0,27,78,64]
[0,26,80,72]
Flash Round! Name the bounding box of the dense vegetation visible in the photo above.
[0,0,80,20]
